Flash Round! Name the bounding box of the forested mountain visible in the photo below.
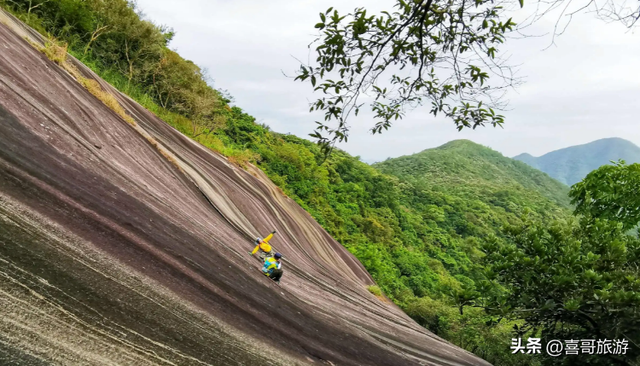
[514,137,640,185]
[375,139,571,210]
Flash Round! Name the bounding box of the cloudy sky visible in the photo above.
[135,0,639,163]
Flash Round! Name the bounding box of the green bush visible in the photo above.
[367,285,383,297]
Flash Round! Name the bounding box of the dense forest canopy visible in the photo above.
[1,1,639,365]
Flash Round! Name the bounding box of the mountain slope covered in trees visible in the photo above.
[375,139,571,210]
[514,137,640,185]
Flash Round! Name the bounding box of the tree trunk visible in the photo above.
[84,25,109,56]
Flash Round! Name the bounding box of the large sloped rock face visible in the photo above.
[0,12,490,366]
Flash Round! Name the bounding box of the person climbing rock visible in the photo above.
[262,252,283,284]
[250,230,277,261]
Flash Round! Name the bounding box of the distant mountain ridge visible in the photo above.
[513,138,640,186]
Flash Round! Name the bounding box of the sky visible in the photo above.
[135,0,640,163]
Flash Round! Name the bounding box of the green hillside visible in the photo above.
[375,139,571,212]
[514,137,640,185]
